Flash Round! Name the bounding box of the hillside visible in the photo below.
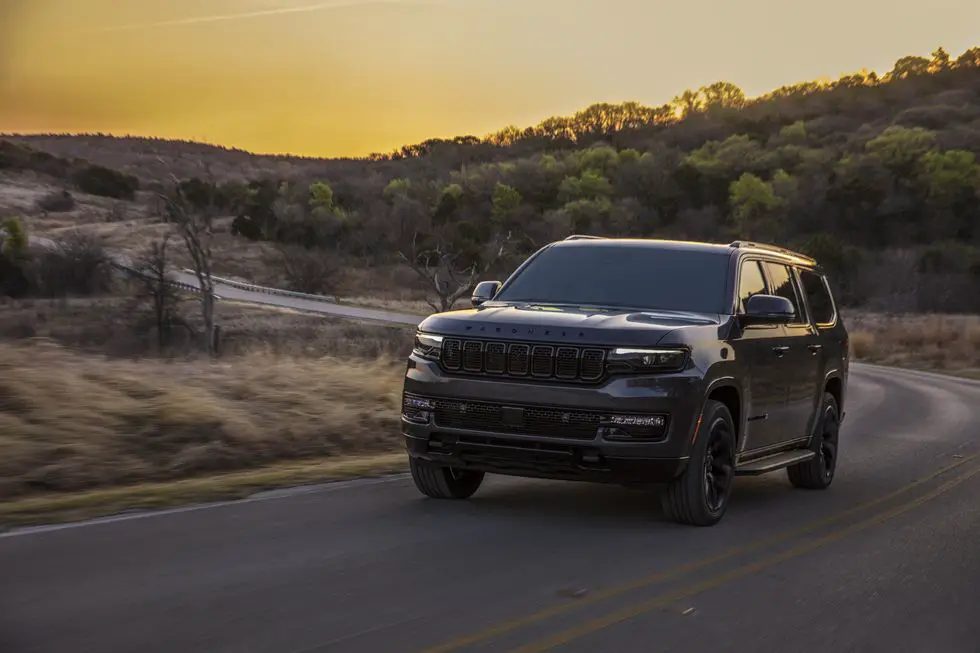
[4,45,980,312]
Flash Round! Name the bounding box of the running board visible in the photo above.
[735,450,815,476]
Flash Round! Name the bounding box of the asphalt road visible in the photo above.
[4,363,980,653]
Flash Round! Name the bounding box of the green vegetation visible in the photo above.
[5,45,980,316]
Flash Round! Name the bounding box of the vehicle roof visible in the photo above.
[552,236,818,268]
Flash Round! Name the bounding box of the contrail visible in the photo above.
[96,0,448,33]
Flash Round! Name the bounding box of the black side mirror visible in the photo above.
[471,280,501,307]
[742,294,795,325]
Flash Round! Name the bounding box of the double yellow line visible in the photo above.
[421,451,980,653]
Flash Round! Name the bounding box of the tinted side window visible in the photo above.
[799,269,835,325]
[737,260,767,314]
[762,262,805,323]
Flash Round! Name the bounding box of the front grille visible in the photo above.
[440,338,605,382]
[408,395,667,441]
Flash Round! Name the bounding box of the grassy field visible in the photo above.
[0,339,407,500]
[845,311,980,378]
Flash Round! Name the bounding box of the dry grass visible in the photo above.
[846,310,980,378]
[0,340,407,501]
[0,295,416,359]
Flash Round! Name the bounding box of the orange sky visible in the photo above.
[2,0,978,157]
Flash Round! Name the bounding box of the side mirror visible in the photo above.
[742,294,795,324]
[471,280,501,307]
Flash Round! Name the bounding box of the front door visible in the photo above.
[730,259,789,454]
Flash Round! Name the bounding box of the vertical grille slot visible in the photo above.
[531,345,554,377]
[462,341,484,372]
[438,339,606,383]
[580,349,605,381]
[554,347,579,379]
[442,338,462,370]
[508,344,530,376]
[484,342,507,374]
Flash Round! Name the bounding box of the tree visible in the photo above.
[309,181,336,212]
[699,81,747,111]
[919,149,980,203]
[729,173,783,240]
[0,216,31,297]
[400,231,510,313]
[929,47,953,73]
[865,125,936,174]
[129,233,187,352]
[1,216,29,264]
[159,180,219,356]
[274,243,339,295]
[558,170,614,202]
[955,47,980,68]
[886,55,931,80]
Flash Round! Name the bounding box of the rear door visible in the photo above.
[762,261,822,442]
[730,258,788,454]
[796,267,840,433]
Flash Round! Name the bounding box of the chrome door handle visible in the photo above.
[807,344,823,354]
[772,345,790,355]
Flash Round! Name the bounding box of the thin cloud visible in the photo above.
[95,0,448,33]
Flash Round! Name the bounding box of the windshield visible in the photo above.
[495,243,732,314]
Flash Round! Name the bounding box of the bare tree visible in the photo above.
[129,233,188,351]
[400,231,510,312]
[158,179,219,356]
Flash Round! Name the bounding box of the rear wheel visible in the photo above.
[661,400,736,527]
[409,457,485,499]
[787,392,839,490]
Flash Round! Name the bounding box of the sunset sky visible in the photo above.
[2,0,978,158]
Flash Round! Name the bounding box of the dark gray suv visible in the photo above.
[401,236,849,526]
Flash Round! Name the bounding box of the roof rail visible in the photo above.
[728,240,816,264]
[563,234,606,241]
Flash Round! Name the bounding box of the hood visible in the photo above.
[418,302,723,347]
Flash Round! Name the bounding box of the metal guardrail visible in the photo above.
[109,260,221,300]
[182,269,338,303]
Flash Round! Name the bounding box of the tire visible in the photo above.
[661,400,736,527]
[409,457,485,499]
[787,392,840,490]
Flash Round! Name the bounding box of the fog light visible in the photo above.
[403,395,434,410]
[598,414,668,441]
[402,394,434,424]
[607,415,666,427]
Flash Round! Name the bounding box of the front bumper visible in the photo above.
[401,357,704,485]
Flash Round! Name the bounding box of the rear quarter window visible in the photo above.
[798,269,836,325]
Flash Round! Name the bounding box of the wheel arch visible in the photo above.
[823,371,844,414]
[703,377,743,450]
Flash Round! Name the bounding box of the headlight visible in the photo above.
[606,347,688,372]
[413,332,444,361]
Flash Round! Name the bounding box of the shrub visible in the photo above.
[36,190,76,213]
[71,164,140,200]
[30,231,114,297]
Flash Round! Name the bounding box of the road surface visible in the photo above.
[3,363,980,653]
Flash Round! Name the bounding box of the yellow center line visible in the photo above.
[508,460,980,652]
[420,451,980,653]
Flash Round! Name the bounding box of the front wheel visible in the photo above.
[787,392,840,490]
[660,400,736,527]
[409,457,485,499]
